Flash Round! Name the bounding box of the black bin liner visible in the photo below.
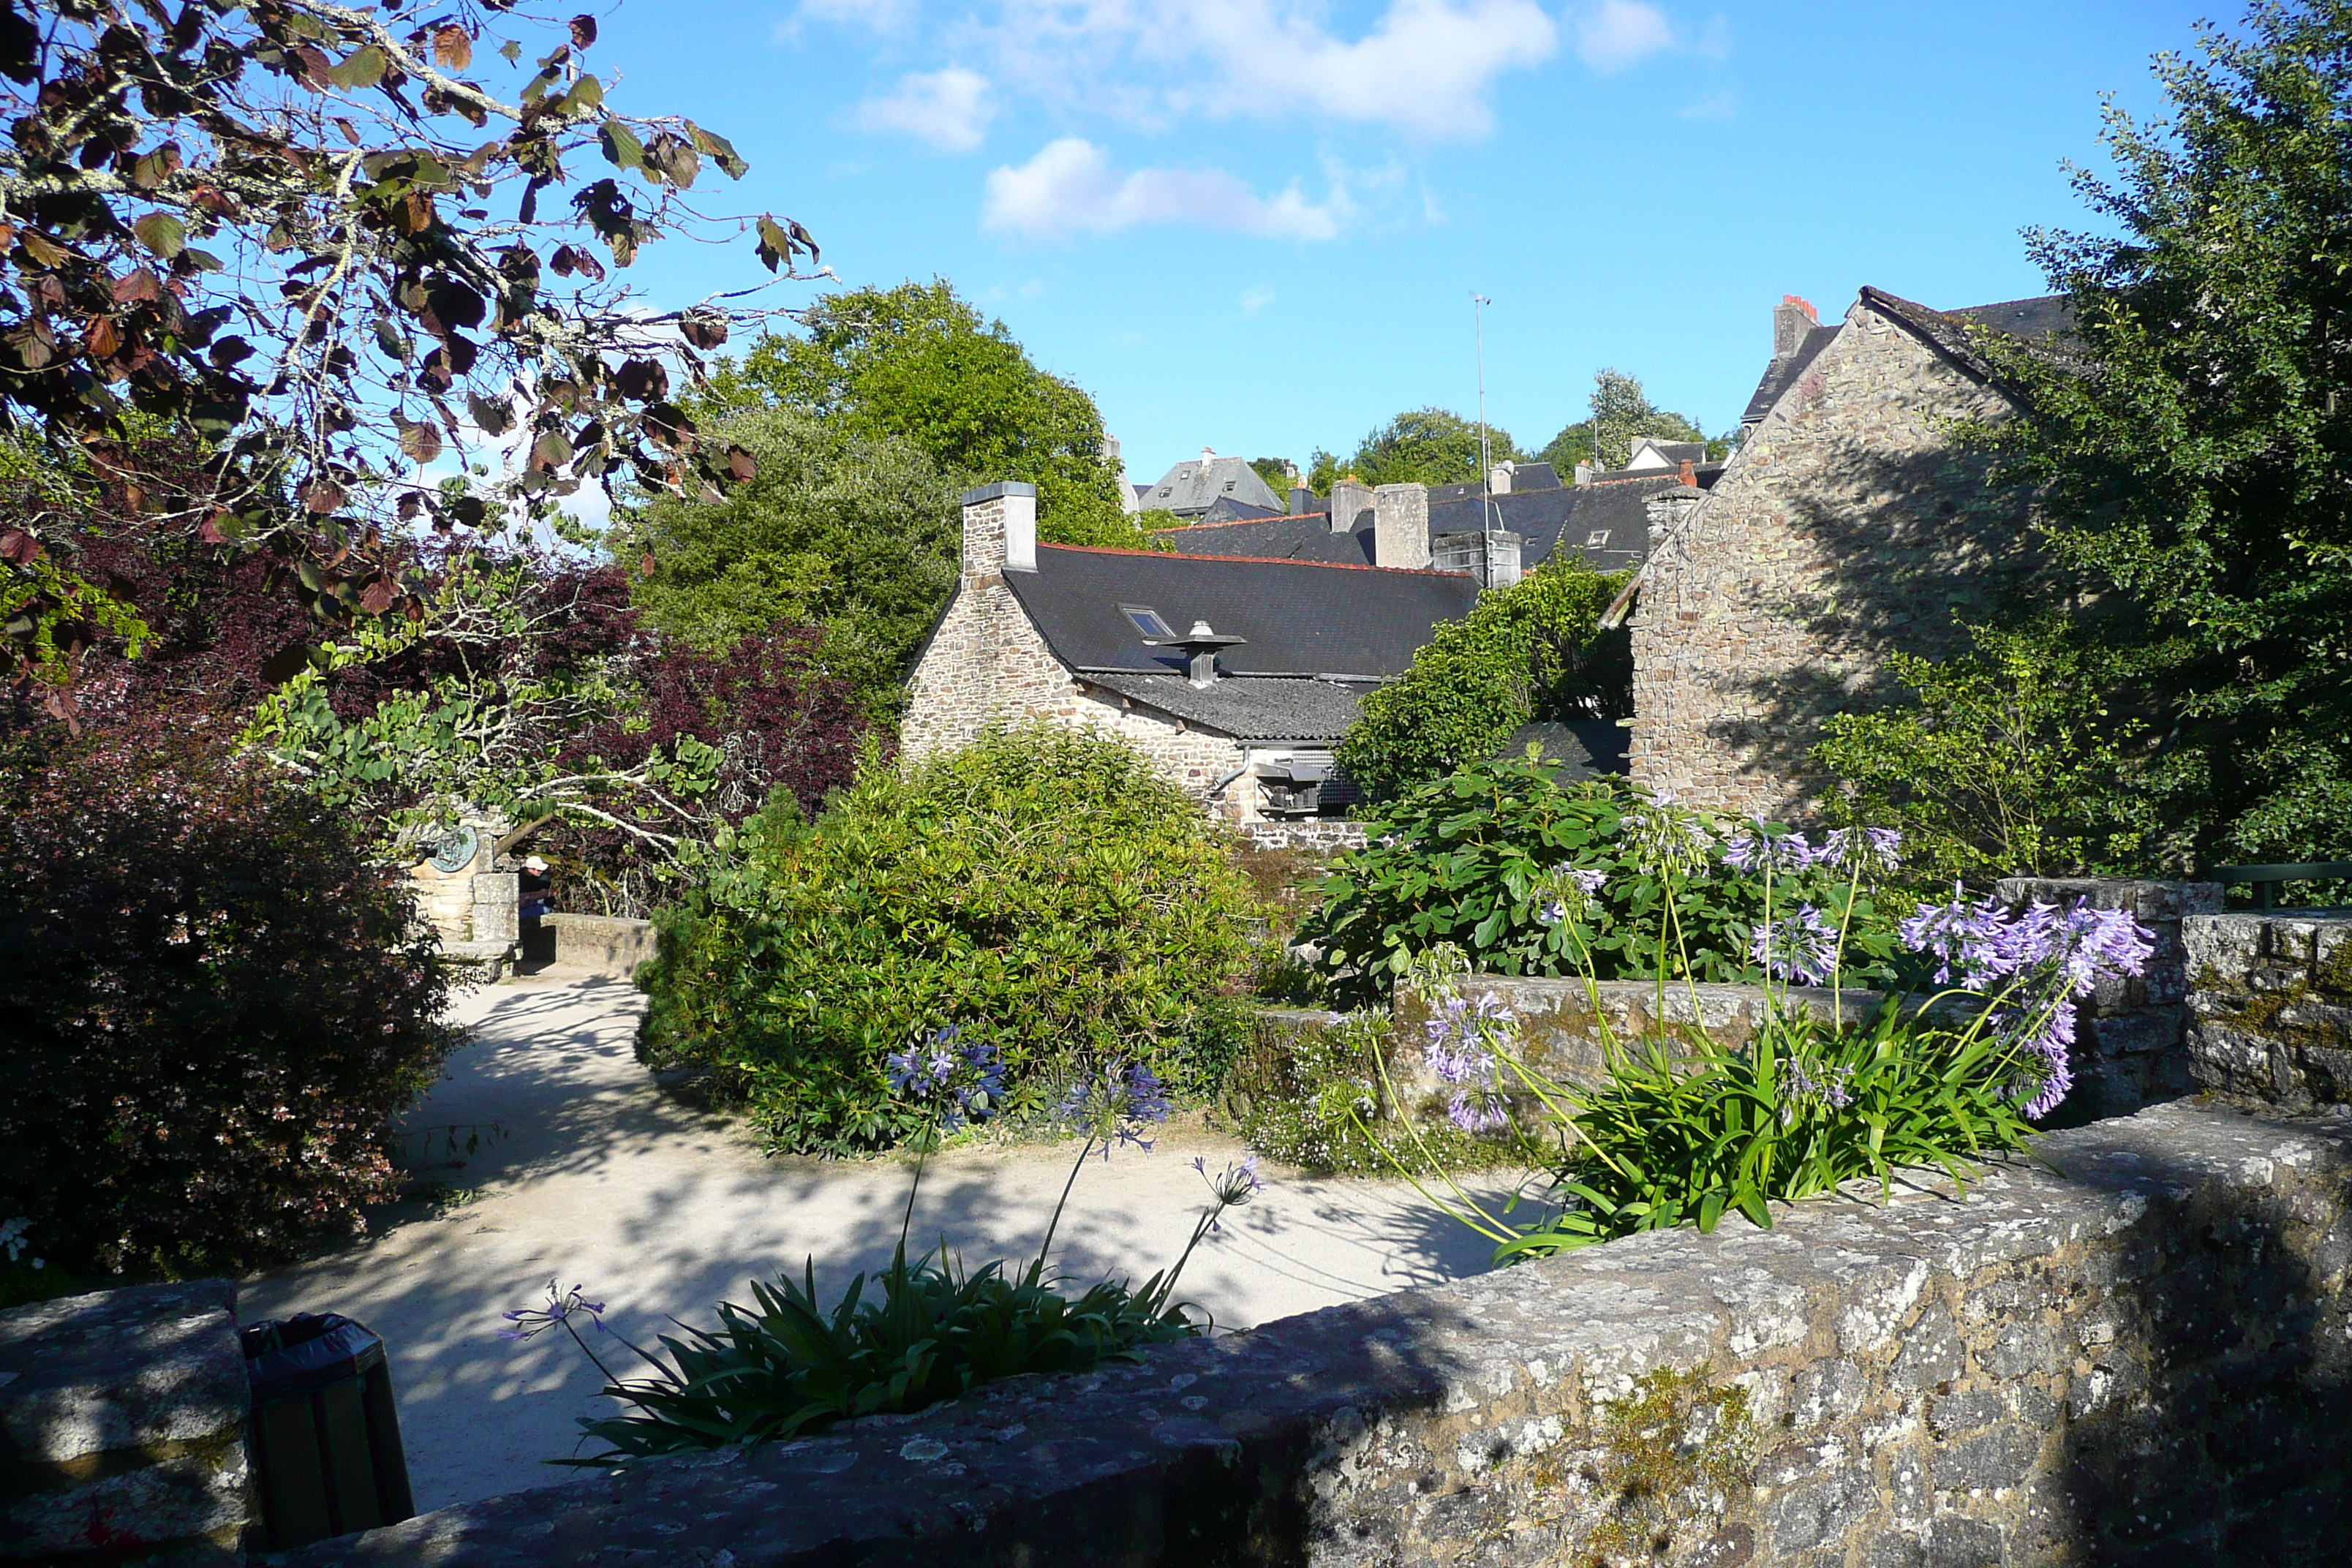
[243,1313,417,1550]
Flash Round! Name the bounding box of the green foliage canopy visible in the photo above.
[616,408,960,709]
[636,726,1264,1154]
[1306,407,1524,492]
[1967,0,2352,870]
[704,281,1147,548]
[1813,623,2150,886]
[1298,755,1905,1007]
[1335,559,1632,801]
[1541,370,1724,472]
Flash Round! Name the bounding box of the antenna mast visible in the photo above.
[1472,293,1493,528]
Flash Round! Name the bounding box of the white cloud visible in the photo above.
[791,0,914,35]
[1679,89,1735,120]
[981,1,1556,140]
[983,138,1344,241]
[853,67,996,151]
[1574,1,1676,73]
[1240,285,1275,313]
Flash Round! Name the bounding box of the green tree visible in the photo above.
[1968,0,2352,870]
[1812,622,2151,886]
[1541,371,1721,472]
[1249,456,1298,496]
[704,281,1147,548]
[0,1,807,686]
[615,409,959,709]
[1316,408,1524,491]
[1335,559,1632,799]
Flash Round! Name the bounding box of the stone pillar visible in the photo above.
[0,1280,257,1562]
[2183,908,2352,1107]
[1994,877,2223,1121]
[1329,475,1372,536]
[470,871,519,946]
[1371,482,1430,569]
[959,480,1038,581]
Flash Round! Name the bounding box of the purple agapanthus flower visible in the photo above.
[1752,904,1839,986]
[500,1280,606,1342]
[1817,826,1902,875]
[1061,1059,1172,1154]
[1898,889,2154,1117]
[1724,818,1816,875]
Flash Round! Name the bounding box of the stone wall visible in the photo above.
[1243,818,1369,853]
[1629,295,2046,818]
[901,489,1262,821]
[0,1279,255,1564]
[1997,878,2221,1123]
[542,913,657,979]
[2185,909,2352,1108]
[268,1099,2352,1567]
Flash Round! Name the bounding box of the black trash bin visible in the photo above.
[243,1314,417,1550]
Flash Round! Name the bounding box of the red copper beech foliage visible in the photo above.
[0,720,461,1276]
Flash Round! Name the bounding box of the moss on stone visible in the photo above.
[1561,1365,1754,1567]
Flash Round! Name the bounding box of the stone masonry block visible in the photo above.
[0,1279,255,1561]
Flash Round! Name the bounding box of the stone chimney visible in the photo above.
[1106,435,1137,516]
[1330,475,1373,535]
[1774,293,1820,358]
[961,480,1038,579]
[1432,529,1523,589]
[1488,461,1515,495]
[1677,458,1697,486]
[1372,482,1430,569]
[1289,485,1316,517]
[1573,461,1594,486]
[1644,484,1705,543]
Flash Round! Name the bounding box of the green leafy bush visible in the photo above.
[1812,621,2151,886]
[636,725,1264,1153]
[1334,559,1630,801]
[0,725,459,1277]
[1217,1009,1525,1175]
[1299,753,1906,1006]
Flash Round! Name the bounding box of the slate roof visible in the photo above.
[1428,461,1566,503]
[1155,512,1375,566]
[1627,439,1708,468]
[1079,671,1371,742]
[1160,474,1692,573]
[1006,544,1481,679]
[1496,719,1631,778]
[1741,321,1842,426]
[1137,456,1282,516]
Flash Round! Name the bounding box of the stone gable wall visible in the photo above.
[1629,300,2043,819]
[902,495,1259,821]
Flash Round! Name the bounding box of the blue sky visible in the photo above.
[588,1,2211,489]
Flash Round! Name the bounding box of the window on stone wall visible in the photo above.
[1121,605,1174,640]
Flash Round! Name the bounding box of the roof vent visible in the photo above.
[1147,619,1247,689]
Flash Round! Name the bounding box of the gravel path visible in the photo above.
[241,970,1518,1512]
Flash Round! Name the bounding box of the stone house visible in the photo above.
[901,482,1483,841]
[1133,445,1284,519]
[1620,287,2071,818]
[1157,456,1718,579]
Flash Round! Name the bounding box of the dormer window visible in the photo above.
[1121,604,1173,640]
[1221,480,1235,491]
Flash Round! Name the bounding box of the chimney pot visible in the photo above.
[1677,459,1697,487]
